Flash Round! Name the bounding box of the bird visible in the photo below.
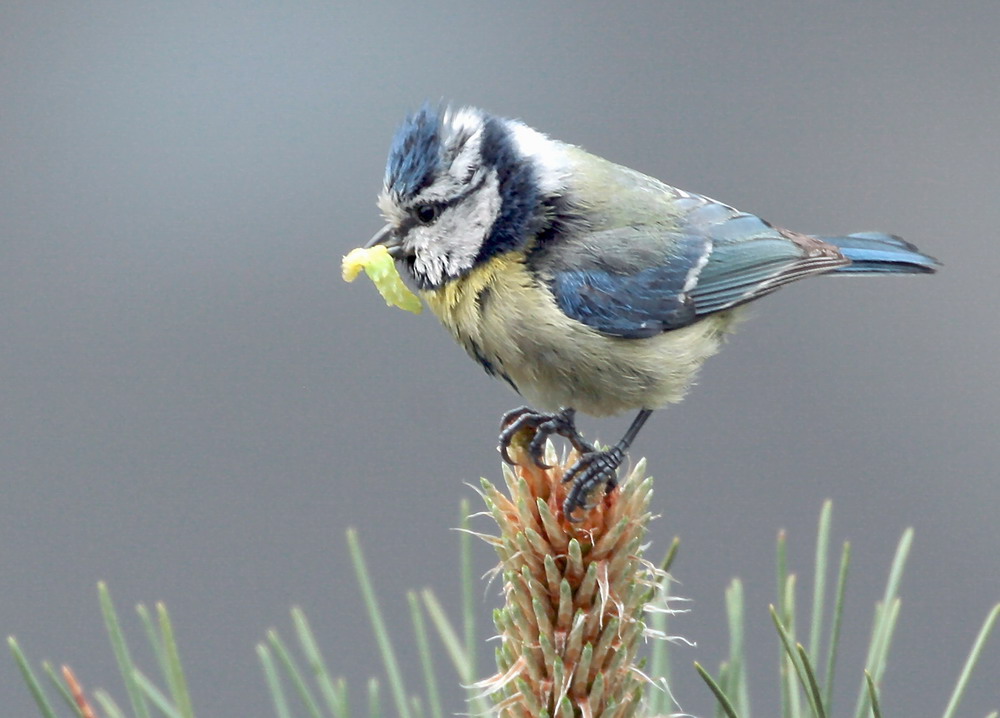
[364,104,938,519]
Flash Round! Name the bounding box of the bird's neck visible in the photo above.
[421,251,525,328]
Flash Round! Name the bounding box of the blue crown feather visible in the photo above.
[385,104,442,199]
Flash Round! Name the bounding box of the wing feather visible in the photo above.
[535,194,847,338]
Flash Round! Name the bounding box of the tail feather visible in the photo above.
[820,232,940,274]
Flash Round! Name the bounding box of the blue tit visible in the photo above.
[365,104,938,519]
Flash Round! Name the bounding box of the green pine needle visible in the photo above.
[823,540,851,712]
[99,582,151,718]
[41,661,80,716]
[695,661,741,718]
[941,603,1000,718]
[132,669,184,718]
[8,637,57,718]
[367,678,380,718]
[290,607,349,718]
[156,602,194,718]
[259,643,294,718]
[458,498,477,683]
[347,527,411,718]
[796,643,826,718]
[770,605,823,718]
[93,690,129,718]
[267,627,325,718]
[136,604,167,683]
[407,592,444,718]
[808,501,833,665]
[644,534,684,715]
[725,578,750,717]
[865,671,882,718]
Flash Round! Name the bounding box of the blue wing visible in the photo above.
[536,195,849,338]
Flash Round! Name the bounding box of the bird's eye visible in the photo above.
[414,204,440,225]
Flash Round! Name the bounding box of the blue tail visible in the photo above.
[819,232,939,274]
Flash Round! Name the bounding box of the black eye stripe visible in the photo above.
[405,173,489,228]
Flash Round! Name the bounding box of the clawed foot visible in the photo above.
[500,407,652,522]
[499,407,595,469]
[561,446,625,520]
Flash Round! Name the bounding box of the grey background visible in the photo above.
[2,2,998,716]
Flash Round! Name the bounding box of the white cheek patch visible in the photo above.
[410,233,446,287]
[410,170,501,286]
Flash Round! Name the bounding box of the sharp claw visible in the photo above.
[532,416,582,468]
[498,407,536,464]
[498,424,525,465]
[563,477,594,521]
[528,431,552,469]
[498,431,513,465]
[499,406,532,429]
[560,447,625,519]
[496,407,589,471]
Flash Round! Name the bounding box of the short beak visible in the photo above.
[364,225,401,257]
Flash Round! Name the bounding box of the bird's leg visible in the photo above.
[499,406,595,468]
[562,408,654,520]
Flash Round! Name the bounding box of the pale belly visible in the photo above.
[422,254,741,417]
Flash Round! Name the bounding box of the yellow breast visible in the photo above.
[419,250,739,416]
[420,252,527,348]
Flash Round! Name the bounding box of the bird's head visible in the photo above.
[368,104,570,290]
